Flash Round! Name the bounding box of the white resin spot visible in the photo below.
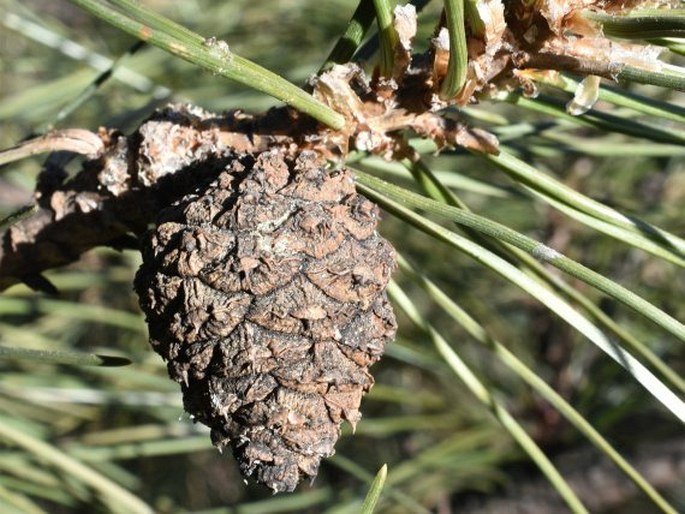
[531,244,561,262]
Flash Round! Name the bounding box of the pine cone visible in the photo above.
[134,148,396,492]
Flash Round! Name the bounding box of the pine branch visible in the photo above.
[0,106,299,291]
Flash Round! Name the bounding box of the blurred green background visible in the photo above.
[0,0,683,512]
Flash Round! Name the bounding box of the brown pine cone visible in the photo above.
[134,148,396,492]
